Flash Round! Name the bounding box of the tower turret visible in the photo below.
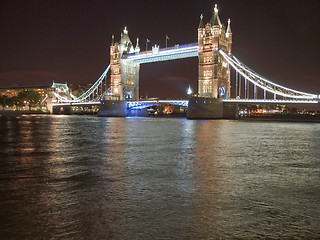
[198,14,205,47]
[199,14,204,29]
[226,19,232,36]
[111,35,115,46]
[135,38,140,53]
[226,19,232,55]
[212,4,220,51]
[110,35,122,99]
[120,27,134,54]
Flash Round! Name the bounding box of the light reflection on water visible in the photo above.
[0,115,319,239]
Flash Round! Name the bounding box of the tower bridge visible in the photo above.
[52,4,319,118]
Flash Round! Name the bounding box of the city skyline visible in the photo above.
[1,0,319,99]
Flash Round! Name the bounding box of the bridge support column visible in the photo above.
[187,97,238,119]
[187,97,223,119]
[223,102,239,119]
[97,100,128,117]
[52,105,72,115]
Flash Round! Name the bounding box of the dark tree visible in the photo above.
[0,95,13,110]
[17,90,42,110]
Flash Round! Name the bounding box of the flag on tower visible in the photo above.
[146,39,151,51]
[165,35,169,48]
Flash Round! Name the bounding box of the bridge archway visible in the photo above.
[124,91,134,101]
[139,59,197,100]
[218,86,226,99]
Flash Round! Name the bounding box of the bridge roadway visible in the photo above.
[123,43,199,64]
[53,99,319,109]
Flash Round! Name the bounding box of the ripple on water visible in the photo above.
[0,116,319,239]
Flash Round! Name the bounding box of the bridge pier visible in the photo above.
[223,102,239,119]
[187,97,238,119]
[97,100,150,117]
[97,100,128,117]
[98,98,239,119]
[52,105,73,115]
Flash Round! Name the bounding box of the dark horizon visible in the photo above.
[1,0,319,99]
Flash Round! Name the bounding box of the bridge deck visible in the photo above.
[123,43,198,64]
[52,99,319,108]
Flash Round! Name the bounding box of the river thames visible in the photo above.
[0,115,319,239]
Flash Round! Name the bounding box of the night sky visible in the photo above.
[1,0,319,99]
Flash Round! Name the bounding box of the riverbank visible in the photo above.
[0,110,49,116]
[1,110,319,123]
[241,114,320,123]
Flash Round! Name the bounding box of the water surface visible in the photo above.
[0,115,319,239]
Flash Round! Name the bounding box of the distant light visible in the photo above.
[187,85,193,95]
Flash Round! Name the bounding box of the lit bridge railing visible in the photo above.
[223,99,319,104]
[123,43,198,64]
[53,64,111,104]
[219,50,319,100]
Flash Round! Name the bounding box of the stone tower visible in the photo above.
[110,27,140,101]
[198,4,232,99]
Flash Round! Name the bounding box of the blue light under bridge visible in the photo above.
[127,100,189,110]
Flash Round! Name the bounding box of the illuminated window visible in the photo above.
[204,70,212,77]
[202,81,212,93]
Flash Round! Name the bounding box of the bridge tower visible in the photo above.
[110,27,140,101]
[198,4,232,99]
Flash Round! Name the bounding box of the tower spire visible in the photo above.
[111,35,115,46]
[210,4,221,26]
[199,14,204,28]
[123,26,128,34]
[226,19,232,34]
